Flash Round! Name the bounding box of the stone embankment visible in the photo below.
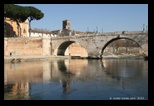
[4,55,148,63]
[4,56,71,63]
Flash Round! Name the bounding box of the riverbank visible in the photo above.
[73,56,147,60]
[4,56,71,63]
[4,55,148,63]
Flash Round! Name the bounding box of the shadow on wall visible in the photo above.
[4,21,16,37]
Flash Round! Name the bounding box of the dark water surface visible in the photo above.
[4,59,148,100]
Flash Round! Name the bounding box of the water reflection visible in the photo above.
[4,59,148,100]
[101,59,148,93]
[58,60,74,94]
[58,59,88,94]
[102,59,147,79]
[4,62,43,100]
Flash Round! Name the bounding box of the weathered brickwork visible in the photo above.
[42,37,51,56]
[4,32,148,58]
[65,43,88,57]
[4,37,43,56]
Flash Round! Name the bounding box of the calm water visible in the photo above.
[4,59,148,100]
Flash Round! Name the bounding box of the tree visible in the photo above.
[25,6,44,37]
[4,4,27,37]
[4,4,44,37]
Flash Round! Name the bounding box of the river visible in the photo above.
[4,58,148,100]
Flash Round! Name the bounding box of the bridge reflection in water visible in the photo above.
[4,59,148,100]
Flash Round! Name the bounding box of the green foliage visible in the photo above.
[4,4,44,22]
[4,4,44,37]
[25,6,44,21]
[4,4,26,22]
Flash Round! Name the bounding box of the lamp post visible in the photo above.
[87,27,89,33]
[143,24,145,32]
[96,27,98,33]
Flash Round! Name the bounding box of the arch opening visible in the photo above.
[57,41,88,57]
[57,41,75,56]
[101,37,145,58]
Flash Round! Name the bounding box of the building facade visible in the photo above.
[4,18,87,37]
[30,29,57,37]
[4,18,29,37]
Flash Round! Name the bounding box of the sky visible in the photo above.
[17,4,148,32]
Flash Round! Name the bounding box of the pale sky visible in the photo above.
[17,4,148,32]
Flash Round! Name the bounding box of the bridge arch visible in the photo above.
[57,41,75,55]
[101,37,145,57]
[57,41,88,57]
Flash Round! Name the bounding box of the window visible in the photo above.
[23,28,26,33]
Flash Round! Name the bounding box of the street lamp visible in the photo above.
[96,27,98,33]
[146,25,148,31]
[143,24,145,32]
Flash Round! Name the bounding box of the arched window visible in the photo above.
[23,28,26,33]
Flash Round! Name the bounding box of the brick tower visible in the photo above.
[63,20,70,30]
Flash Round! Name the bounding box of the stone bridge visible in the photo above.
[4,31,148,58]
[49,31,148,57]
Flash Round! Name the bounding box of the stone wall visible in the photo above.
[65,43,88,57]
[4,37,43,56]
[42,37,52,56]
[4,32,148,57]
[103,47,144,56]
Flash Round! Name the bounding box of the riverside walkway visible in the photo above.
[4,55,71,63]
